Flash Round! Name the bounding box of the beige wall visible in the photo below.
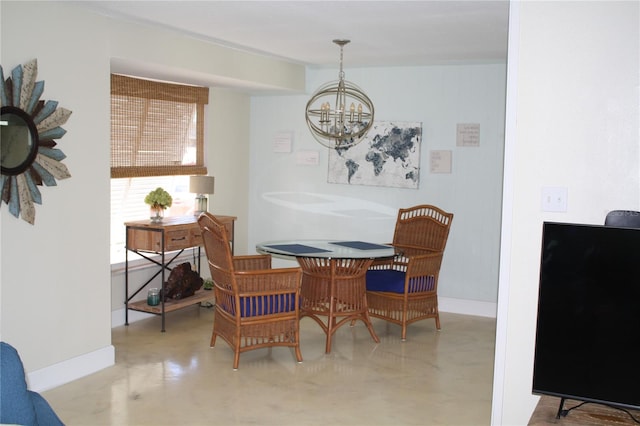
[1,1,113,386]
[0,0,303,391]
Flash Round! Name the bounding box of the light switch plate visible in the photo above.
[541,187,568,212]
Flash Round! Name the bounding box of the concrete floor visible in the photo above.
[43,306,496,425]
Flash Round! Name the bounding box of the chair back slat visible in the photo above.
[393,205,453,253]
[198,213,235,291]
[198,213,244,319]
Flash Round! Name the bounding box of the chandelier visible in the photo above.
[305,40,374,149]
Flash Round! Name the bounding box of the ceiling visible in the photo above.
[83,1,510,69]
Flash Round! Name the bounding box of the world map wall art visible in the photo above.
[328,121,421,189]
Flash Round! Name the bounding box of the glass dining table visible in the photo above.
[256,240,397,353]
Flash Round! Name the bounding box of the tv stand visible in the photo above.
[555,397,566,419]
[529,396,640,425]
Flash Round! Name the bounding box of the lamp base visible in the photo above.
[194,195,208,216]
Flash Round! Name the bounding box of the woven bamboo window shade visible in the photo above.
[111,74,209,178]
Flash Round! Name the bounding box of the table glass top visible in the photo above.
[256,239,397,259]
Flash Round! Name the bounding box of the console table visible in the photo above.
[124,215,236,331]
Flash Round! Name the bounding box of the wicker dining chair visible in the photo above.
[366,205,453,340]
[198,212,303,369]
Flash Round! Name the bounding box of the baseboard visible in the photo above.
[439,296,497,318]
[27,345,115,393]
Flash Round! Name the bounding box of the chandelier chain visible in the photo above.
[338,44,345,81]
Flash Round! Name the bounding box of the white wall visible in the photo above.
[0,1,303,391]
[493,1,640,424]
[248,64,506,311]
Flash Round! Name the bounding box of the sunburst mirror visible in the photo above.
[1,59,72,225]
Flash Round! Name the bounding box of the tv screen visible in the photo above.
[533,222,640,411]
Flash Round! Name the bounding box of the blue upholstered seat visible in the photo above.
[236,294,297,317]
[1,342,65,426]
[366,270,436,294]
[366,270,406,293]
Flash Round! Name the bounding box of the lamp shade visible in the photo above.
[189,175,215,194]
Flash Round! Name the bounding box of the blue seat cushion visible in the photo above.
[366,270,407,294]
[30,391,65,425]
[1,342,64,426]
[1,342,37,426]
[238,294,297,317]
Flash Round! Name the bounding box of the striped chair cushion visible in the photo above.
[366,270,436,294]
[237,294,297,317]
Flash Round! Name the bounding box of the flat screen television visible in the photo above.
[532,222,640,416]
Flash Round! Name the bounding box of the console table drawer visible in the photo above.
[191,228,203,247]
[126,227,160,252]
[189,219,232,246]
[165,229,191,251]
[125,215,235,253]
[127,227,197,252]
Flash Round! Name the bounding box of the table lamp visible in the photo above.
[189,175,215,216]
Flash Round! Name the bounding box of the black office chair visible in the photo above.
[604,210,640,228]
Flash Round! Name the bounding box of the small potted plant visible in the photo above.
[145,187,173,223]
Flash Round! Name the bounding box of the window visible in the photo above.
[110,176,193,262]
[110,74,209,177]
[110,75,209,263]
